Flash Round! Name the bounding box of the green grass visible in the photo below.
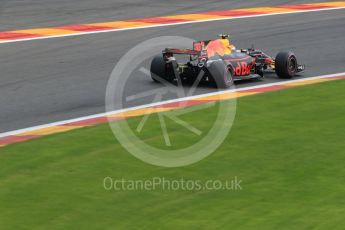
[1,80,345,229]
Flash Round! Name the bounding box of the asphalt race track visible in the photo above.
[1,0,345,132]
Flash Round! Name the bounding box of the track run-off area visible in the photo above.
[0,1,345,43]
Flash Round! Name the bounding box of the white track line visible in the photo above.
[0,72,344,138]
[1,7,345,44]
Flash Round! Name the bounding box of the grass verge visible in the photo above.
[0,80,344,229]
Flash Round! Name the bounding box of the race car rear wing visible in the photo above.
[163,41,212,56]
[163,48,200,55]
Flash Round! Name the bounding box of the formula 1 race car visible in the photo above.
[150,35,305,88]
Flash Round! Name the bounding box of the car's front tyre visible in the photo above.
[275,51,298,79]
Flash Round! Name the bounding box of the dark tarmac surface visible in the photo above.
[0,1,344,132]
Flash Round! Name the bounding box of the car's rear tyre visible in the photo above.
[275,51,298,79]
[207,60,233,89]
[150,55,167,83]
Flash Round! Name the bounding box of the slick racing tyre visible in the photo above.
[150,55,166,83]
[207,60,233,89]
[150,55,176,83]
[275,51,298,79]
